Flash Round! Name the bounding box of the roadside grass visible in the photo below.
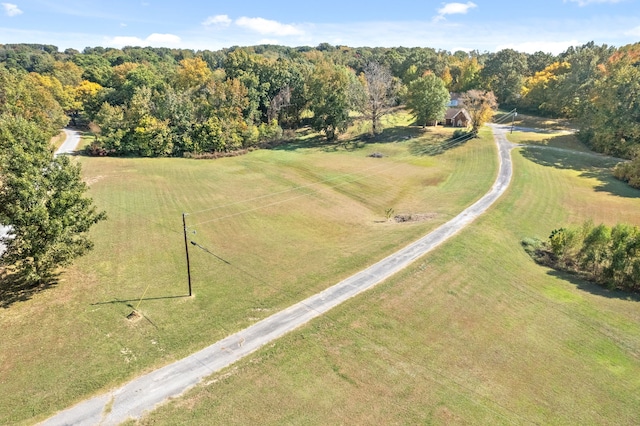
[0,113,497,424]
[49,130,66,151]
[343,109,452,146]
[135,131,640,424]
[507,130,593,152]
[495,110,576,131]
[78,131,94,150]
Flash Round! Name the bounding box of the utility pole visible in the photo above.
[511,109,517,134]
[182,213,192,297]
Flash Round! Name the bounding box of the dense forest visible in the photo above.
[0,40,639,167]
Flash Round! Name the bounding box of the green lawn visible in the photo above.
[507,130,593,153]
[134,129,640,424]
[0,118,498,424]
[495,110,576,132]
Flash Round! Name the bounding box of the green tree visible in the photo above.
[449,56,482,93]
[605,224,640,289]
[481,49,528,105]
[0,116,106,282]
[578,223,612,280]
[613,155,640,188]
[51,60,84,87]
[307,62,353,140]
[405,73,449,128]
[72,53,113,86]
[538,220,640,292]
[556,42,614,119]
[0,67,68,135]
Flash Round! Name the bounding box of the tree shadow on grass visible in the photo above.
[271,125,424,153]
[272,124,434,153]
[520,146,640,199]
[0,268,60,309]
[409,132,475,156]
[545,268,640,303]
[269,132,335,152]
[348,125,424,145]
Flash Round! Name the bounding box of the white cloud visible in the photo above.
[2,3,23,17]
[235,16,304,36]
[108,36,143,46]
[202,14,232,26]
[146,33,181,44]
[106,33,182,48]
[565,0,622,5]
[257,38,279,45]
[626,26,640,36]
[435,2,477,21]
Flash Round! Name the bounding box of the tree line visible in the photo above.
[0,65,106,283]
[1,42,637,157]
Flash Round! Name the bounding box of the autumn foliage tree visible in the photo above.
[582,43,640,158]
[520,62,571,116]
[461,90,498,133]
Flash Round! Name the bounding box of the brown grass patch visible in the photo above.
[393,213,438,223]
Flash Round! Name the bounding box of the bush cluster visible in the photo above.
[524,221,640,293]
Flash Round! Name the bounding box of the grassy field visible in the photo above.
[131,124,640,424]
[495,110,576,132]
[0,115,499,424]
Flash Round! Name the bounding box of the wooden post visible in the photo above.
[182,213,192,297]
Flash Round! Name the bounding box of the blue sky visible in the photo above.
[0,0,639,53]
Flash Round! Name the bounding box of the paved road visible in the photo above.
[0,129,81,256]
[41,125,515,426]
[56,128,81,156]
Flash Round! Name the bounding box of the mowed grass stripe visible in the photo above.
[135,134,640,424]
[1,125,498,424]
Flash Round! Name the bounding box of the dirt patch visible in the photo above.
[393,213,437,223]
[126,310,141,321]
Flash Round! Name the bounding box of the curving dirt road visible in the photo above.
[0,129,81,256]
[41,125,515,426]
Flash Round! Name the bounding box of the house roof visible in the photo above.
[444,108,471,121]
